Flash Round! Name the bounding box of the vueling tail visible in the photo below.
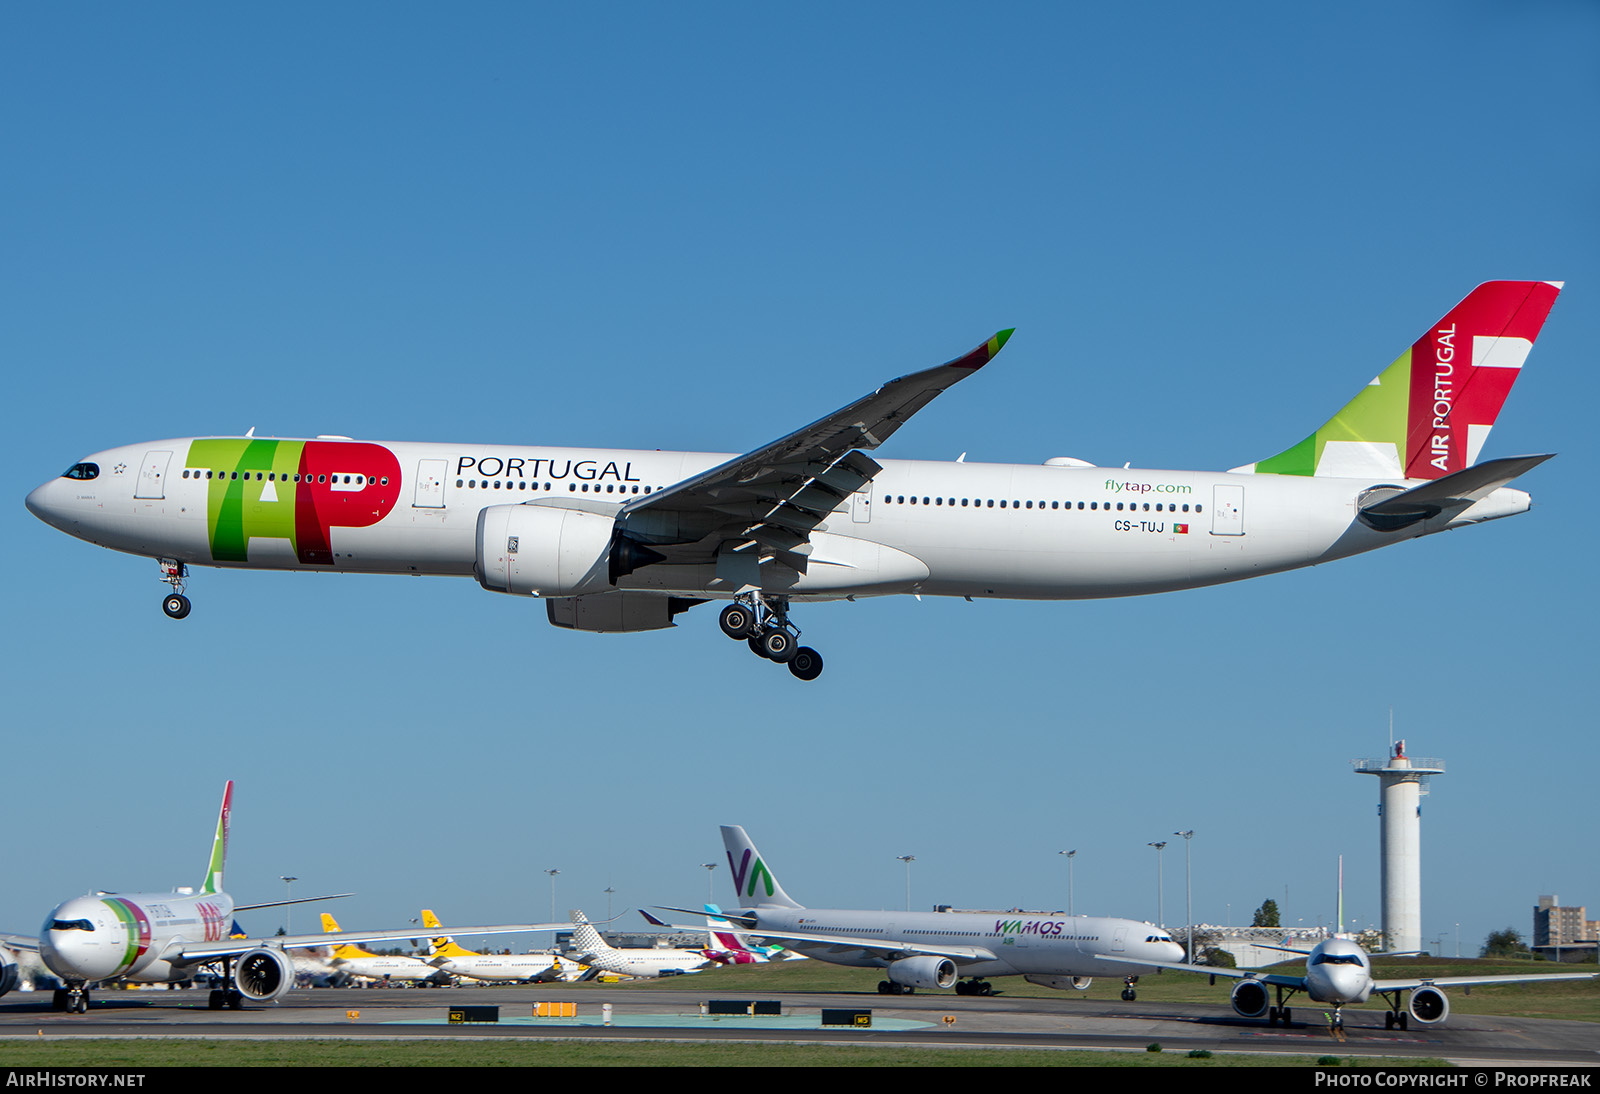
[1239,281,1563,480]
[568,909,612,956]
[200,781,233,896]
[720,826,802,909]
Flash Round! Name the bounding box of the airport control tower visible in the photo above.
[1353,740,1444,954]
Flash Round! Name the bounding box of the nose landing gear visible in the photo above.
[719,596,823,681]
[158,559,191,619]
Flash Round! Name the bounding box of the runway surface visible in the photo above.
[2,985,1595,1065]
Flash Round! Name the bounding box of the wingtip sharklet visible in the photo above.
[952,328,1015,370]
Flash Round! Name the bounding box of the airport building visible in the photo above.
[1532,895,1598,963]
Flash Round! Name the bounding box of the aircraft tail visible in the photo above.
[1241,281,1562,480]
[568,909,612,957]
[420,909,477,957]
[200,781,233,896]
[721,826,802,909]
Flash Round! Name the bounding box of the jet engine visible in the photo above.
[475,504,620,598]
[1230,978,1271,1019]
[1408,985,1450,1025]
[886,955,957,991]
[234,947,293,1003]
[1023,974,1092,991]
[0,944,19,998]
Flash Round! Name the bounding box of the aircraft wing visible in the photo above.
[642,914,997,965]
[0,934,40,953]
[164,921,573,964]
[611,331,1013,573]
[1115,956,1307,989]
[1371,971,1596,992]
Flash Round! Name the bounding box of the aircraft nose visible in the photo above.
[25,479,70,531]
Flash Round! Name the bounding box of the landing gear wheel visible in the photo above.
[163,593,191,619]
[209,989,225,1010]
[748,635,771,660]
[51,989,67,1011]
[227,990,243,1010]
[719,604,754,639]
[1281,1006,1292,1026]
[877,981,892,995]
[787,646,823,680]
[69,992,87,1014]
[1121,988,1136,1001]
[761,629,796,662]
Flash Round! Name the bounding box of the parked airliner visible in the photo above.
[421,909,584,983]
[0,783,569,1012]
[26,282,1561,680]
[1124,935,1595,1032]
[568,910,712,978]
[652,826,1183,997]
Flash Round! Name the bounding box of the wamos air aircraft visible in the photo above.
[651,826,1184,998]
[25,282,1561,680]
[0,783,569,1013]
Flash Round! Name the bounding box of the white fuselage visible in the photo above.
[25,437,1532,603]
[747,906,1183,980]
[40,891,234,986]
[1301,937,1375,1005]
[434,953,577,983]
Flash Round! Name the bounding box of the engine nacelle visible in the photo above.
[235,947,293,1003]
[886,955,957,990]
[0,945,19,998]
[1023,974,1093,991]
[1231,978,1271,1019]
[475,504,618,598]
[1409,985,1450,1025]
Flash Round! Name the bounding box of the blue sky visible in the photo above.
[4,2,1596,959]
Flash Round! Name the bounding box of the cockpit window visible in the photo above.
[61,463,99,481]
[49,918,95,932]
[1312,952,1364,966]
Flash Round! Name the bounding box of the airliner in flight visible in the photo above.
[1125,935,1595,1032]
[26,281,1561,680]
[652,826,1183,997]
[0,783,568,1012]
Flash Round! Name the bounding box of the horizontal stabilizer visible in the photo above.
[1359,454,1553,531]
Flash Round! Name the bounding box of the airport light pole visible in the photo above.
[604,887,616,920]
[1148,842,1167,928]
[280,876,297,936]
[1059,850,1076,916]
[545,869,560,922]
[1175,830,1194,963]
[897,855,915,912]
[702,862,718,901]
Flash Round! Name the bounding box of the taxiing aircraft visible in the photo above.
[569,910,712,978]
[420,909,584,983]
[1123,936,1596,1031]
[26,282,1561,680]
[653,826,1183,997]
[0,782,569,1012]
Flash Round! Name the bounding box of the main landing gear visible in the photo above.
[159,558,191,619]
[877,980,914,995]
[718,595,823,681]
[955,979,996,996]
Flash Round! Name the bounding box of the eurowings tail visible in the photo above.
[1242,281,1563,480]
[720,826,802,909]
[200,781,233,896]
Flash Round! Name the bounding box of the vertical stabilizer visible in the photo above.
[720,826,802,908]
[1244,281,1562,480]
[200,781,233,896]
[568,909,613,957]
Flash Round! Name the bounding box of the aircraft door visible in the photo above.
[413,459,446,508]
[852,483,873,524]
[1111,926,1129,952]
[134,450,172,499]
[1211,484,1244,535]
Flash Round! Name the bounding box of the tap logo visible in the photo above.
[186,439,402,565]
